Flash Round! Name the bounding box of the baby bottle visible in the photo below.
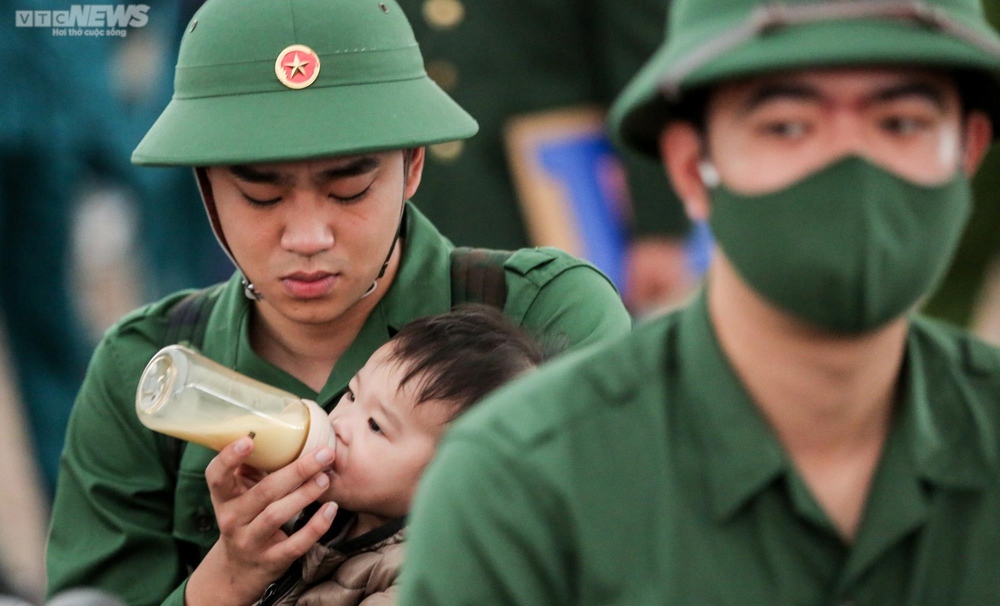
[135,344,334,472]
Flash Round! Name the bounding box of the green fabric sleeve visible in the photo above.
[521,264,632,351]
[398,436,571,605]
[46,323,188,605]
[502,248,631,351]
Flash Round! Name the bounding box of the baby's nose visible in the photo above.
[331,416,350,444]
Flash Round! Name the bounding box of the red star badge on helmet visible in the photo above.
[275,44,321,89]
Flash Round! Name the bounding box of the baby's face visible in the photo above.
[319,342,453,521]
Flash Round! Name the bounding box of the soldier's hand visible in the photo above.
[185,437,338,606]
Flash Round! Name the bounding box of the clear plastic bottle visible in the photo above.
[135,344,334,472]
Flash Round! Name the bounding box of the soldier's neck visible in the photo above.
[707,254,906,539]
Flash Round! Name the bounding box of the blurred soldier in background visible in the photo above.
[1,2,230,595]
[400,0,697,313]
[1,0,112,497]
[112,0,233,298]
[0,1,231,496]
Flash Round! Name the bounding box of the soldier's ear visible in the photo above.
[403,147,425,199]
[658,122,709,221]
[962,110,993,177]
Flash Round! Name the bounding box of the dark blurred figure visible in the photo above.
[923,0,1000,327]
[1,0,104,497]
[0,0,230,504]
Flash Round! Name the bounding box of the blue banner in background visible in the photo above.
[534,132,712,291]
[686,220,714,277]
[537,134,629,289]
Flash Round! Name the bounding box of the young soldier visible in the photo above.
[398,0,1000,603]
[44,0,630,604]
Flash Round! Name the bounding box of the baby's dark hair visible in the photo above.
[387,304,545,419]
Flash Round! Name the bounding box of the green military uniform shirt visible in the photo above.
[45,203,631,606]
[400,291,1000,605]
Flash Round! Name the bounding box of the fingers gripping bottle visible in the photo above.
[135,345,334,472]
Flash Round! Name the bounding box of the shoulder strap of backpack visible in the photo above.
[450,246,512,309]
[160,284,226,572]
[164,284,225,349]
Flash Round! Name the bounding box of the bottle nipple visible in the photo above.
[300,400,337,457]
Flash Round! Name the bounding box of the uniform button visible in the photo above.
[429,140,464,162]
[423,0,464,30]
[425,59,459,92]
[194,507,216,533]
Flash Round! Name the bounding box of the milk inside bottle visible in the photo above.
[135,345,334,471]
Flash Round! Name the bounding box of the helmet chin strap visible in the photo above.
[193,167,265,302]
[361,151,411,300]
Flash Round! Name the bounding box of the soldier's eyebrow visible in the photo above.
[314,156,381,184]
[740,83,821,115]
[228,165,289,185]
[868,81,948,110]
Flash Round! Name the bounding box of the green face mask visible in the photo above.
[707,156,973,334]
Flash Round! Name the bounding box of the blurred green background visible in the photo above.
[923,2,1000,327]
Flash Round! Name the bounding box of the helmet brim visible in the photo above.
[132,75,478,166]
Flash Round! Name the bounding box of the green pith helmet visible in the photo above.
[132,0,478,166]
[610,0,1000,157]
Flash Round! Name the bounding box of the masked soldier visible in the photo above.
[399,0,1000,603]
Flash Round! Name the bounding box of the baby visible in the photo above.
[193,305,545,606]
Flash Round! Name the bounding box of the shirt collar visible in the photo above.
[676,290,787,522]
[676,294,997,524]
